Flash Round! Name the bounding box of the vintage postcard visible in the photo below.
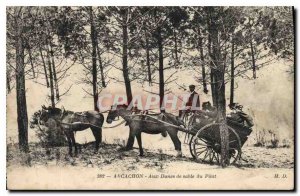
[6,6,294,190]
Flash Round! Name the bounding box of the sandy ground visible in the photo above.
[7,141,294,190]
[7,141,294,169]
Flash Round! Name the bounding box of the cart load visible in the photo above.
[187,104,253,165]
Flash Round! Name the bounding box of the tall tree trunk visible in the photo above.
[146,37,152,85]
[209,8,229,167]
[27,46,35,78]
[15,26,28,152]
[157,27,165,113]
[207,16,217,106]
[210,22,226,116]
[96,42,106,88]
[230,39,235,106]
[198,27,208,94]
[122,13,133,105]
[250,39,256,79]
[49,43,60,100]
[210,71,217,106]
[39,46,49,88]
[46,47,55,108]
[173,28,179,66]
[89,7,99,111]
[7,69,11,93]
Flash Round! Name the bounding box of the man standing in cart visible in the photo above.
[179,84,201,121]
[185,84,201,111]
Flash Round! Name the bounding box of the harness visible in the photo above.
[59,110,102,129]
[104,108,162,129]
[102,120,126,129]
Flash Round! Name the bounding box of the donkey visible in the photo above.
[30,105,104,156]
[106,104,183,157]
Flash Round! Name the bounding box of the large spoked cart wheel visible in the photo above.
[189,123,242,165]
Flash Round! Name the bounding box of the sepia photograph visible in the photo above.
[6,5,295,190]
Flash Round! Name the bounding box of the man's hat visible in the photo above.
[189,84,195,88]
